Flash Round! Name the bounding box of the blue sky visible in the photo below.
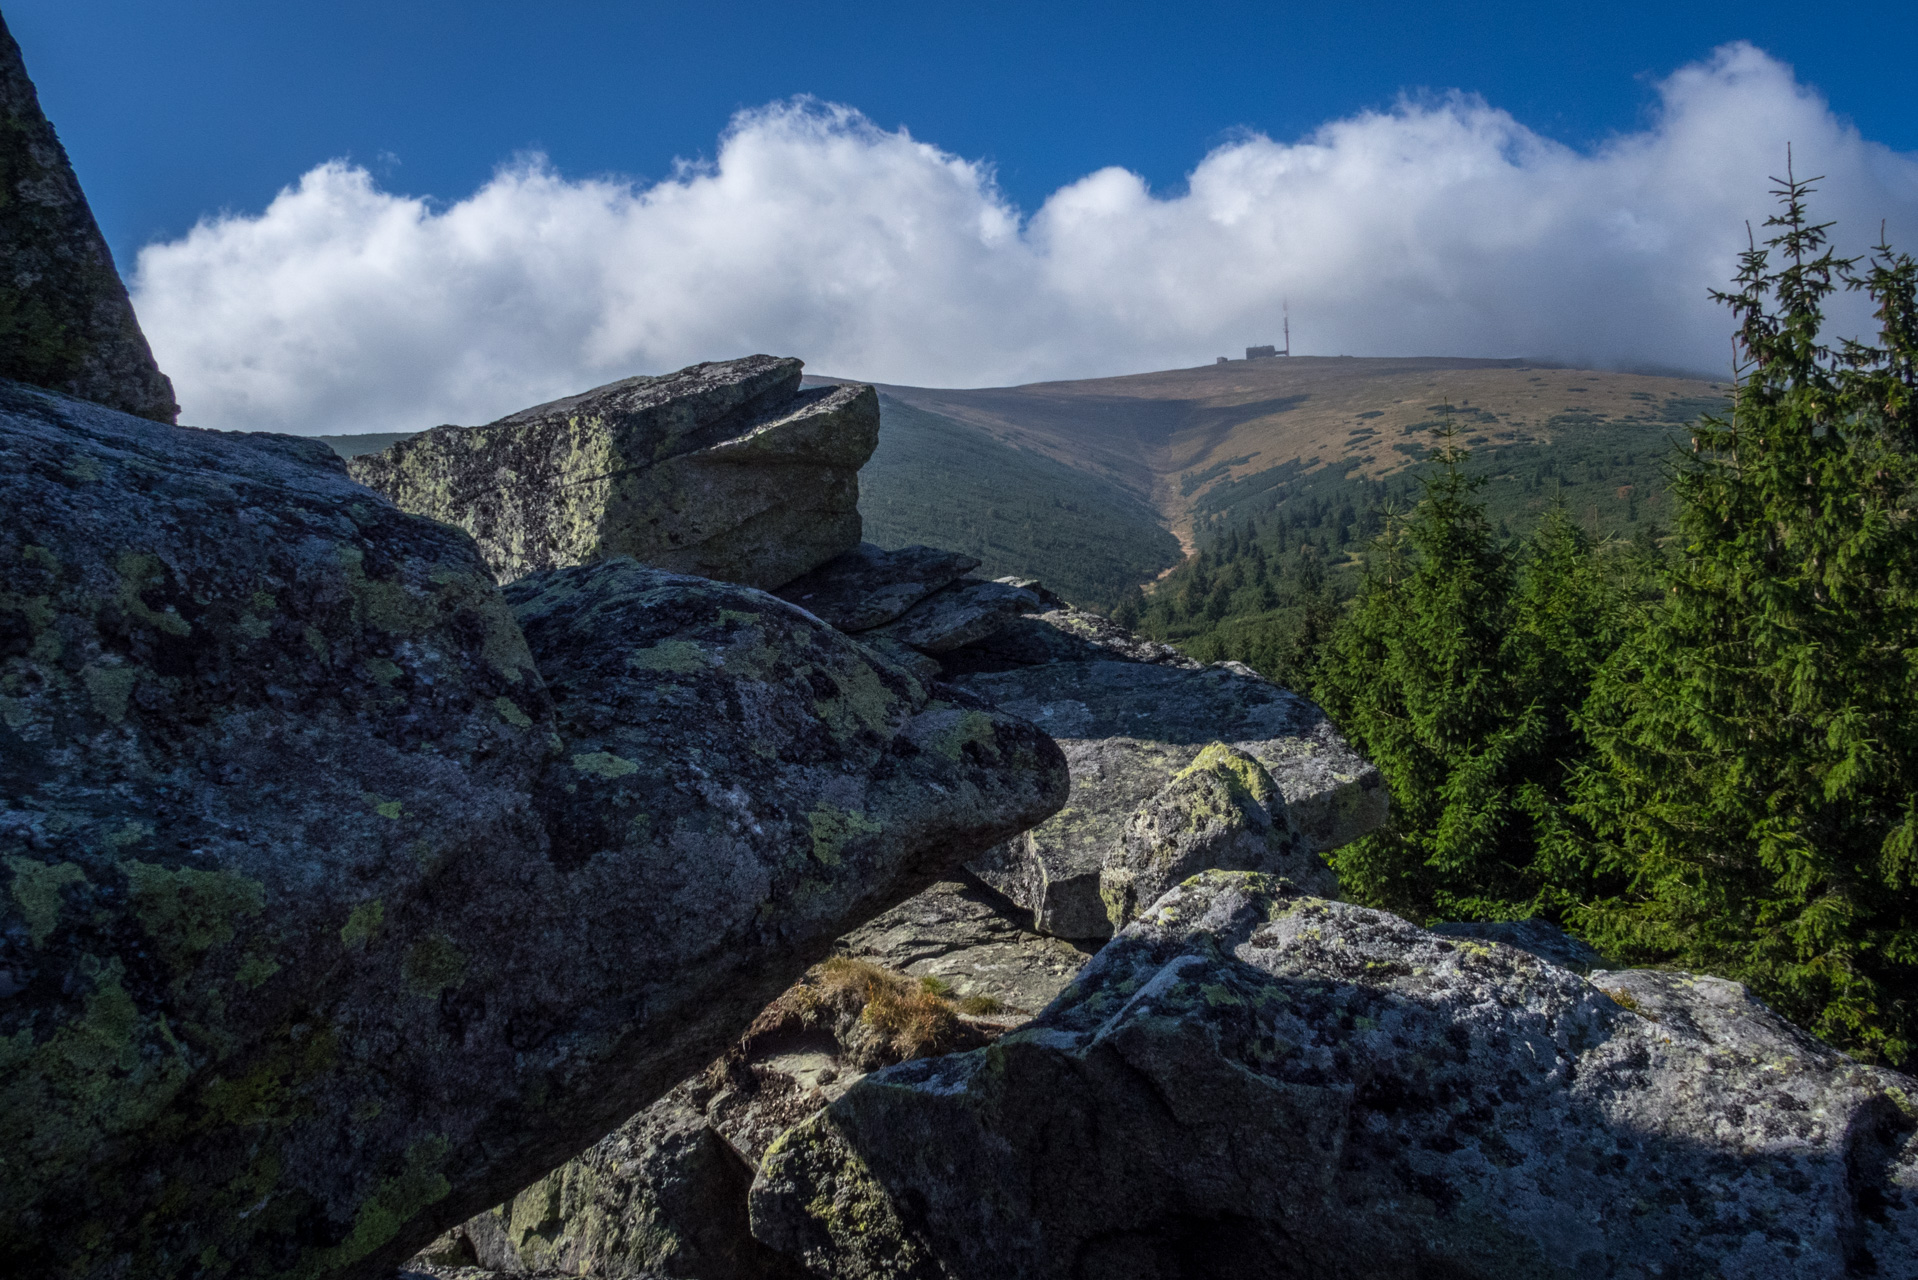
[9,2,1918,431]
[17,0,1916,267]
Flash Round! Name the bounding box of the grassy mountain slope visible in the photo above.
[870,356,1729,552]
[858,395,1182,608]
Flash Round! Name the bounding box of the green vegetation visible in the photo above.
[1151,177,1918,1067]
[1568,172,1918,1065]
[858,395,1183,610]
[1311,447,1627,922]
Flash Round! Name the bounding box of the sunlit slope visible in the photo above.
[868,357,1730,549]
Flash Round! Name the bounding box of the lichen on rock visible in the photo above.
[348,357,879,590]
[0,386,1067,1280]
[750,871,1918,1280]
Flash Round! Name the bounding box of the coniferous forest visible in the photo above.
[1135,177,1918,1068]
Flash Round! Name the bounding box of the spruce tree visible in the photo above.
[1571,170,1918,1065]
[1316,437,1623,922]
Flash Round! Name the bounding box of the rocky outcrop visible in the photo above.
[949,613,1383,939]
[0,384,1066,1280]
[347,357,878,589]
[751,871,1918,1280]
[763,552,1388,942]
[0,16,177,422]
[410,876,1091,1280]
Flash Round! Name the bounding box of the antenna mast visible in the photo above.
[1282,299,1291,356]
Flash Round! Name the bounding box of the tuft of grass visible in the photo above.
[805,957,1004,1064]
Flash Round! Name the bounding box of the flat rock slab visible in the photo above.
[953,650,1386,938]
[836,878,1095,1016]
[751,871,1918,1280]
[868,579,1044,654]
[941,606,1199,675]
[773,542,980,632]
[349,356,879,589]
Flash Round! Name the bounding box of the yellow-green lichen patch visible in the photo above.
[626,638,710,675]
[235,950,282,989]
[493,696,533,728]
[1177,742,1279,811]
[8,856,88,945]
[114,551,191,636]
[1100,872,1135,934]
[366,657,403,686]
[336,545,439,637]
[572,751,639,779]
[812,662,900,741]
[808,805,884,868]
[124,862,266,972]
[931,709,1000,762]
[403,935,467,998]
[0,957,194,1182]
[303,625,330,663]
[309,1135,454,1273]
[361,792,404,821]
[0,583,56,634]
[340,900,385,951]
[83,663,140,723]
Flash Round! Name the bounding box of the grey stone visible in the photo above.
[348,357,879,589]
[430,919,1041,1280]
[0,383,1066,1280]
[427,1091,796,1280]
[867,579,1044,654]
[939,605,1199,675]
[0,16,177,422]
[836,877,1095,1016]
[952,633,1385,938]
[1100,742,1337,933]
[1432,917,1609,974]
[750,871,1918,1280]
[850,634,942,686]
[418,878,1087,1280]
[773,543,980,632]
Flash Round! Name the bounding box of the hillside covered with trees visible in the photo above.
[1143,179,1918,1067]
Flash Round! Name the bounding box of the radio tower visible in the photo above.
[1282,299,1291,356]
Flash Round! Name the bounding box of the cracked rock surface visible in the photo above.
[750,871,1918,1280]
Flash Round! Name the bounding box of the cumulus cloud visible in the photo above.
[132,42,1918,435]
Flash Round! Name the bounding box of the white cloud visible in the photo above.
[131,43,1918,435]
